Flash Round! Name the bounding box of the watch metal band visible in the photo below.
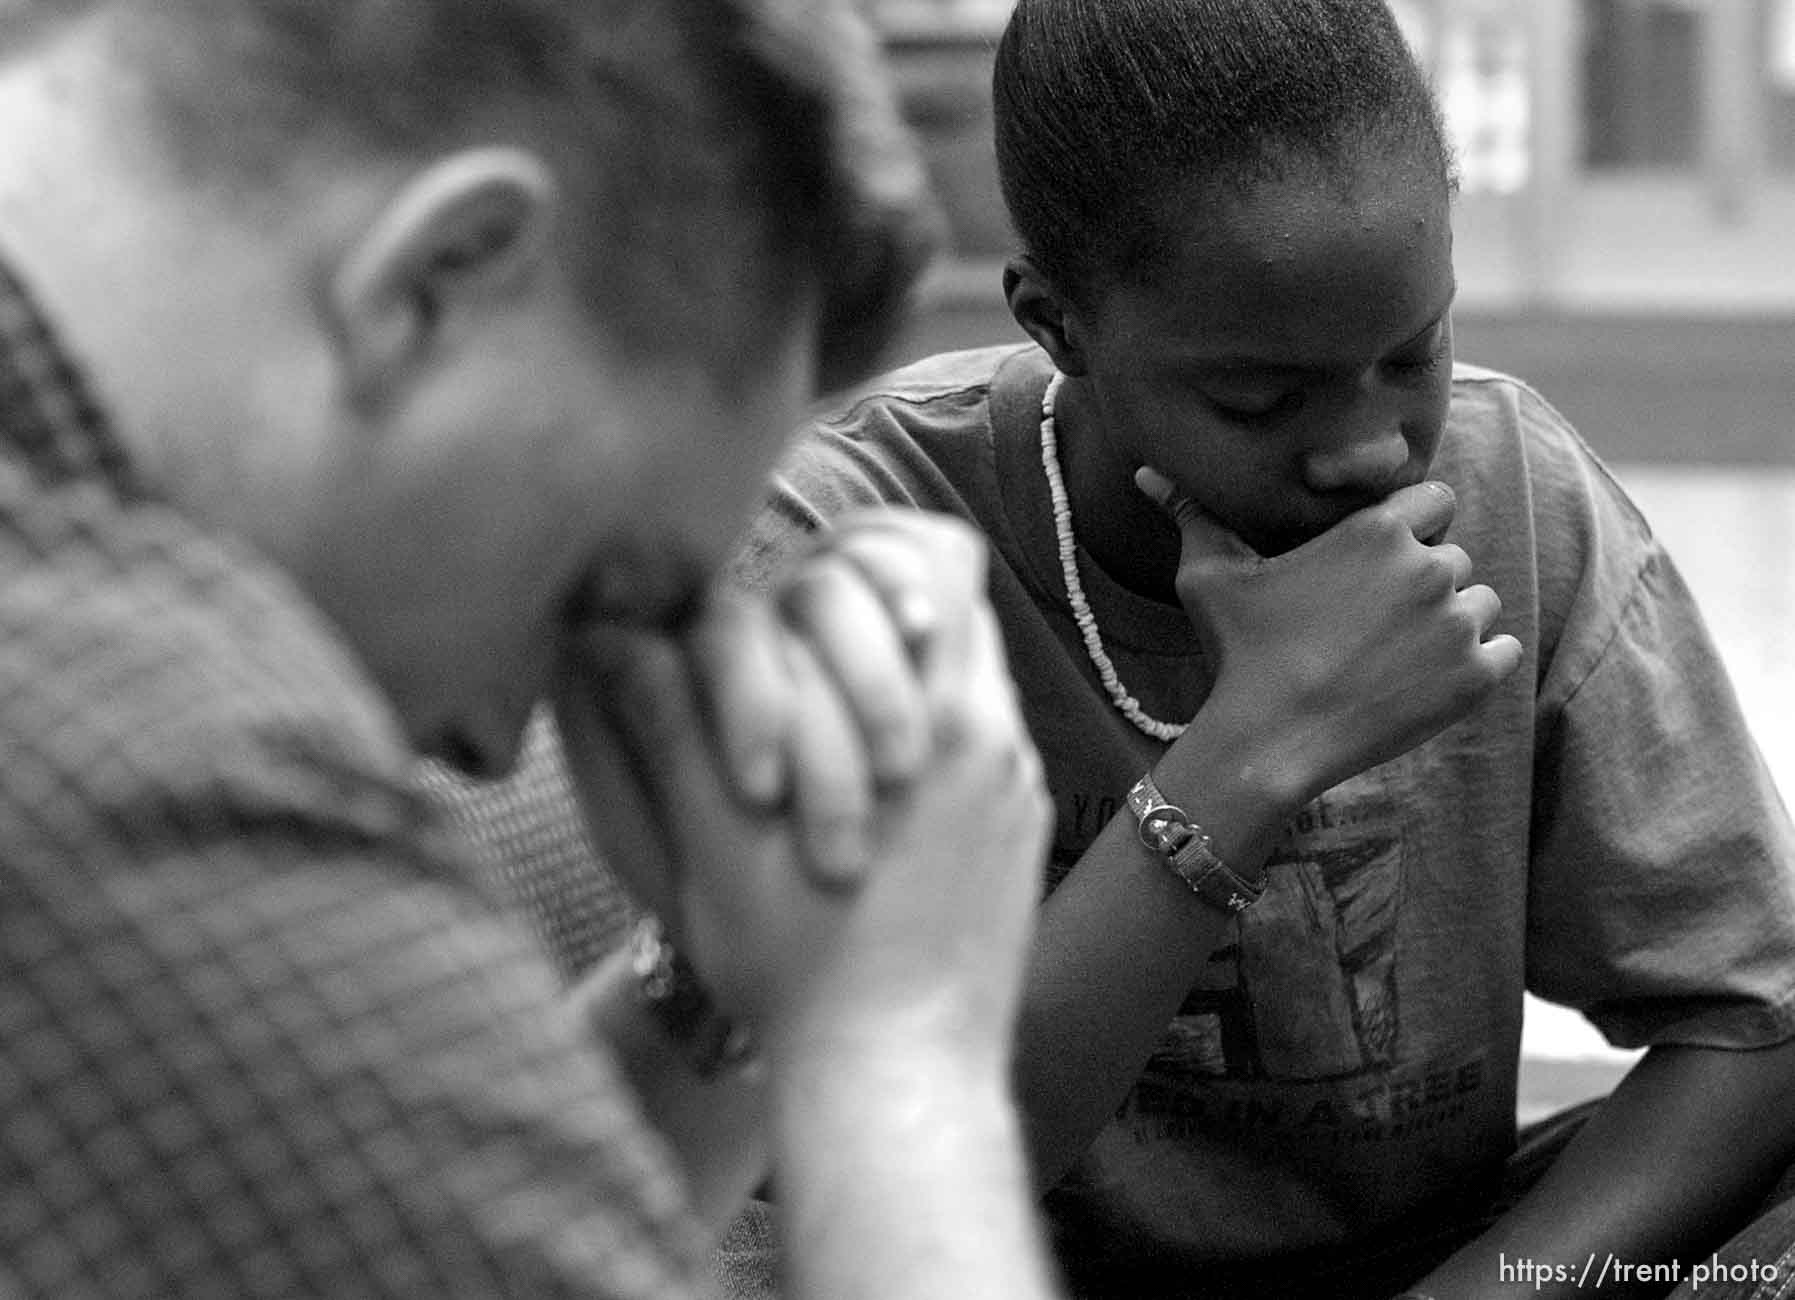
[1126,773,1265,914]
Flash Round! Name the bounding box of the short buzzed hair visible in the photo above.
[5,0,938,391]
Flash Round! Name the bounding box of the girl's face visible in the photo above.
[1074,153,1456,558]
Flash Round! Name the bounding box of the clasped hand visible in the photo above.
[553,510,1051,1064]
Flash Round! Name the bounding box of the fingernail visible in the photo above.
[1134,466,1173,503]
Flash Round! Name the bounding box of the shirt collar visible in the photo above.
[0,251,139,493]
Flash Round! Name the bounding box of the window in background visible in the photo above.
[872,0,1795,310]
[1441,9,1533,193]
[1582,0,1702,170]
[1767,0,1795,168]
[1579,0,1795,179]
[1395,0,1533,195]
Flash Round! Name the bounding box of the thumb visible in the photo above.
[1134,466,1256,561]
[1380,480,1458,546]
[551,631,692,927]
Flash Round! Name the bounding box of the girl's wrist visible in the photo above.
[1160,695,1312,853]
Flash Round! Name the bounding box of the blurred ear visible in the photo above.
[1004,255,1090,378]
[327,147,558,412]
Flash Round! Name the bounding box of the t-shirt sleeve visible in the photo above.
[731,418,928,595]
[1525,538,1795,1049]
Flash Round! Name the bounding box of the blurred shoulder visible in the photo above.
[0,490,425,864]
[820,343,1038,425]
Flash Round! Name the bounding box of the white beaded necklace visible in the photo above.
[1039,371,1188,742]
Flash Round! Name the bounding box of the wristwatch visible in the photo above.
[630,915,758,1079]
[1126,773,1265,914]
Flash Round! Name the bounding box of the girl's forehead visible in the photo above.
[1182,150,1446,257]
[1097,160,1455,366]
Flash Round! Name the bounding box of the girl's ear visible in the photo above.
[1004,256,1090,377]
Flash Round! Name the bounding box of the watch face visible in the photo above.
[1129,775,1192,852]
[1138,807,1191,854]
[1130,777,1264,914]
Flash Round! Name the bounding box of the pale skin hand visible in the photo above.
[689,510,976,891]
[555,526,1062,1300]
[560,591,1047,1047]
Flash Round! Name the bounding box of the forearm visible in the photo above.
[1412,1039,1795,1299]
[775,1046,1061,1300]
[1016,696,1303,1187]
[576,948,772,1236]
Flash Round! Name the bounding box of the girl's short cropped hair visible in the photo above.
[4,0,936,392]
[993,0,1450,307]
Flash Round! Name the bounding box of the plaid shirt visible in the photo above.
[420,712,638,985]
[0,256,712,1297]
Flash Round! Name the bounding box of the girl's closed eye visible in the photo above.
[1206,391,1306,421]
[1385,323,1451,377]
[1204,386,1305,423]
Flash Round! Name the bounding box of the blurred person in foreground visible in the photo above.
[0,3,1061,1298]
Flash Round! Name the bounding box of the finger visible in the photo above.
[928,596,1026,759]
[911,601,1049,913]
[906,530,989,702]
[686,590,793,809]
[551,632,694,925]
[1456,582,1505,633]
[781,634,875,892]
[1451,587,1523,686]
[1478,632,1526,683]
[780,551,929,789]
[573,630,826,1000]
[579,627,736,813]
[963,600,1026,732]
[825,515,947,649]
[1434,541,1474,590]
[830,512,991,667]
[1134,466,1256,561]
[1381,480,1458,545]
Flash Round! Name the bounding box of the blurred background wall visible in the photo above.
[866,0,1795,1103]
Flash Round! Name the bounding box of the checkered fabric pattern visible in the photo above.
[420,711,639,983]
[0,257,713,1297]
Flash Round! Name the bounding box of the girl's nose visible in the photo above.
[1302,424,1411,495]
